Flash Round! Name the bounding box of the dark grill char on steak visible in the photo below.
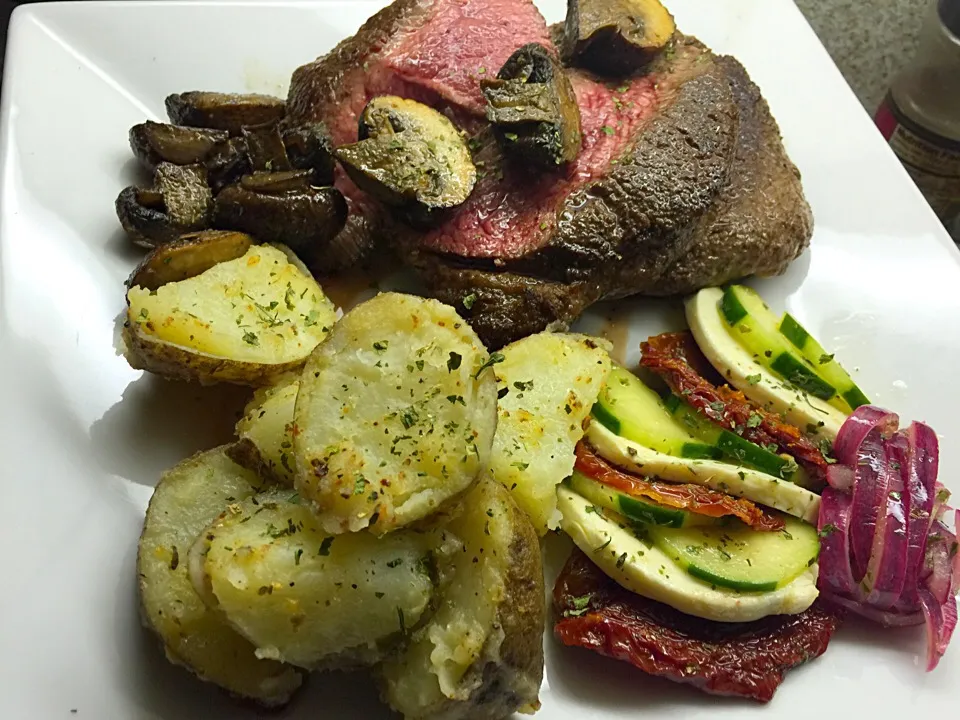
[554,549,842,703]
[287,0,813,348]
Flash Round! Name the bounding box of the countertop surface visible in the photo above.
[795,0,928,111]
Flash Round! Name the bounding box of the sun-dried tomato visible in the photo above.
[575,442,784,531]
[554,549,842,703]
[641,332,827,486]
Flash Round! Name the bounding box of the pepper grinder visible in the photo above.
[876,0,960,240]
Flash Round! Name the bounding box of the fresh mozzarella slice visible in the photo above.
[557,486,819,623]
[586,422,821,525]
[686,288,846,439]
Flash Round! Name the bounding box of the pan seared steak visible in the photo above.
[287,0,812,348]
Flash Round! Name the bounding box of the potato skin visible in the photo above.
[137,446,302,706]
[377,478,545,720]
[228,374,301,483]
[124,243,335,387]
[191,488,439,670]
[123,322,309,387]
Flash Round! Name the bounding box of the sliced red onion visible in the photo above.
[953,510,960,593]
[849,425,894,582]
[861,434,909,608]
[932,482,952,524]
[816,410,957,671]
[833,405,899,466]
[901,423,939,605]
[822,591,924,627]
[924,522,958,605]
[818,488,857,596]
[826,464,855,491]
[919,588,958,671]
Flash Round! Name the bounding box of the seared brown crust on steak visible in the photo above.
[424,265,602,346]
[650,56,813,295]
[531,43,738,292]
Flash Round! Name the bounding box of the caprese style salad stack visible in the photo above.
[554,285,959,701]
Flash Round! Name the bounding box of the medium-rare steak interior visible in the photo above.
[287,0,812,347]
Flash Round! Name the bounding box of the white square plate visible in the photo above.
[1,1,957,718]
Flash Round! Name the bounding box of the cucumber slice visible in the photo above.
[566,471,720,529]
[592,366,719,460]
[779,313,870,411]
[663,394,801,481]
[647,514,819,592]
[720,286,847,411]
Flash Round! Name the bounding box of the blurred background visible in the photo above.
[0,0,934,114]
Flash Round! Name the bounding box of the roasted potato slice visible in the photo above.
[377,477,545,720]
[489,333,612,534]
[562,0,677,76]
[482,43,582,168]
[230,373,301,484]
[294,293,498,535]
[124,242,336,386]
[166,91,286,135]
[189,488,439,669]
[138,446,302,706]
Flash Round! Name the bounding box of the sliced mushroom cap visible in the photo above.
[337,96,476,223]
[281,123,336,186]
[241,122,293,173]
[129,122,230,172]
[240,169,313,194]
[116,163,213,249]
[116,187,179,249]
[213,178,347,268]
[481,43,582,168]
[562,0,677,76]
[356,96,449,141]
[156,163,213,230]
[205,137,252,193]
[127,230,255,291]
[165,92,286,136]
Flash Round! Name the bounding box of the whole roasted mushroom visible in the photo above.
[481,43,582,168]
[335,96,476,225]
[241,122,293,173]
[165,92,286,136]
[213,170,348,268]
[129,121,229,171]
[204,137,253,193]
[280,122,337,186]
[116,163,213,248]
[562,0,677,76]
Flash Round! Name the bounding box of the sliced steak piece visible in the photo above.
[287,0,812,346]
[287,0,551,273]
[554,549,842,703]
